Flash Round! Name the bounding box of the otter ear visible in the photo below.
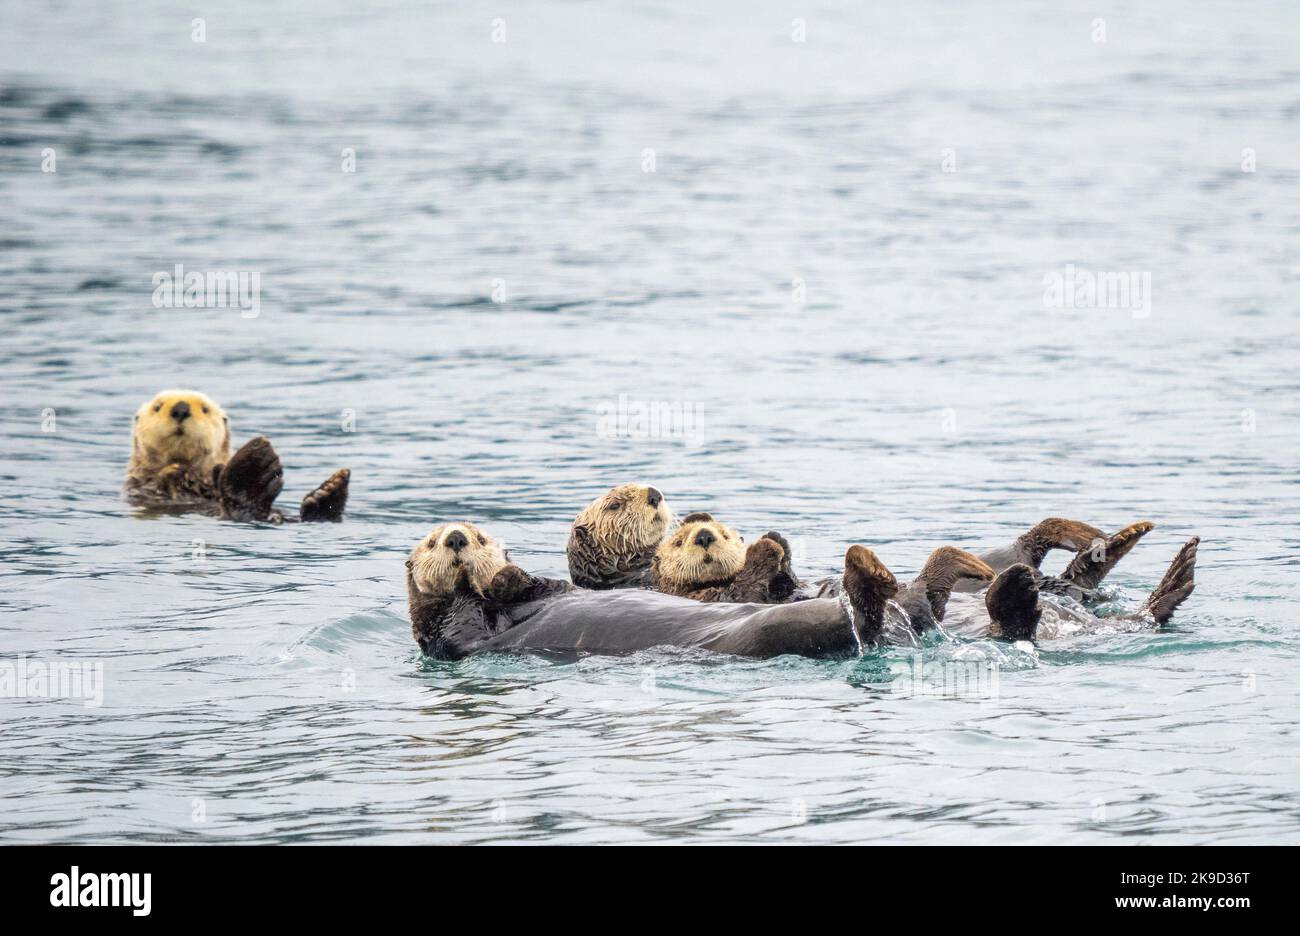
[572,524,594,547]
[682,512,713,524]
[405,558,414,571]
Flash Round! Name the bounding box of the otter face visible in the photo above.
[571,484,674,555]
[407,522,509,599]
[654,512,746,591]
[132,389,230,473]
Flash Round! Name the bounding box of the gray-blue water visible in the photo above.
[2,0,1298,844]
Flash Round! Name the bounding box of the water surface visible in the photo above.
[1,0,1298,843]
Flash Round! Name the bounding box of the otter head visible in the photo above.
[653,512,746,594]
[567,484,674,588]
[131,389,231,475]
[406,522,509,599]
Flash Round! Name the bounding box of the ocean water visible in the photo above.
[1,0,1298,844]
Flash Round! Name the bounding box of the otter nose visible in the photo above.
[445,530,469,552]
[647,487,663,508]
[170,400,191,422]
[694,528,716,549]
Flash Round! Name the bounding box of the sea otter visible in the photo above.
[977,537,1200,641]
[648,513,800,602]
[566,483,674,589]
[409,522,917,660]
[123,389,349,522]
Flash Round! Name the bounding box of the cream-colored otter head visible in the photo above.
[567,484,675,589]
[129,389,231,477]
[407,522,509,599]
[653,512,746,594]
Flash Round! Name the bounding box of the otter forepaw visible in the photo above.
[760,530,791,553]
[300,468,350,522]
[760,531,800,599]
[485,565,535,604]
[744,537,785,575]
[218,436,285,521]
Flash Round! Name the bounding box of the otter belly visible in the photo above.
[480,589,859,659]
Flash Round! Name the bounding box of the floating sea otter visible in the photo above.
[407,522,1199,660]
[411,521,913,660]
[650,512,997,629]
[648,513,801,602]
[123,389,349,522]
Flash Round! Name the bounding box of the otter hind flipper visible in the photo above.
[898,546,995,628]
[1139,537,1198,625]
[842,545,899,645]
[300,468,350,522]
[1018,518,1107,568]
[985,563,1042,641]
[1054,520,1154,592]
[218,436,284,521]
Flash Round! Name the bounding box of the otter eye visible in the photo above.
[477,533,487,545]
[201,405,209,414]
[605,501,623,512]
[427,537,437,547]
[153,403,162,412]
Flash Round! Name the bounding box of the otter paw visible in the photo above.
[760,531,800,598]
[300,468,350,522]
[744,537,785,574]
[760,531,792,562]
[156,463,187,495]
[486,565,534,604]
[218,436,284,521]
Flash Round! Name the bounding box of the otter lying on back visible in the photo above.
[408,522,1200,658]
[123,389,349,522]
[649,513,800,602]
[410,521,906,660]
[652,514,996,631]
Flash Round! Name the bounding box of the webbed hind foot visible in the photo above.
[1048,520,1154,596]
[985,563,1042,641]
[842,545,898,644]
[301,468,350,522]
